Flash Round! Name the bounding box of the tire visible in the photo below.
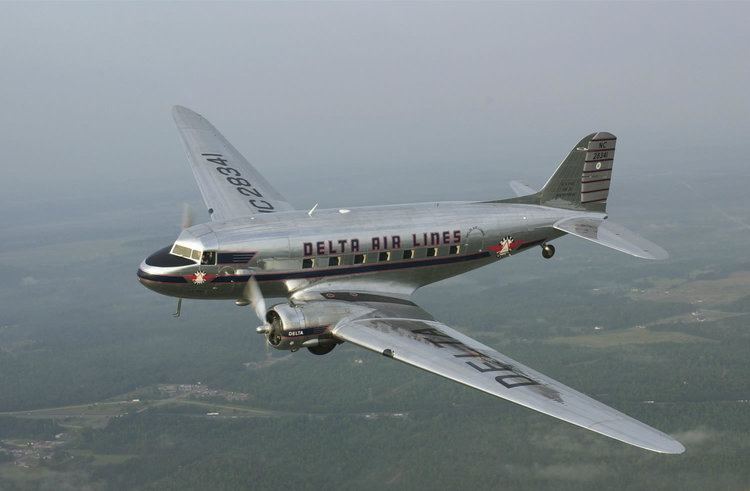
[308,343,336,355]
[542,244,556,259]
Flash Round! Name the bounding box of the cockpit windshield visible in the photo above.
[146,246,196,267]
[170,243,199,262]
[169,243,217,265]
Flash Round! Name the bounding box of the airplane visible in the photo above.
[137,105,684,454]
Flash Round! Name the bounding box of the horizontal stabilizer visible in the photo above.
[554,217,668,260]
[509,180,536,197]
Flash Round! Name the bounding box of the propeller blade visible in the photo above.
[243,276,267,322]
[181,203,194,229]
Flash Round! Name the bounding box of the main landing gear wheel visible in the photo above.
[542,243,555,259]
[308,343,336,355]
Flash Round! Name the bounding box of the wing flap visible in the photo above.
[554,216,668,260]
[332,309,683,454]
[172,105,294,221]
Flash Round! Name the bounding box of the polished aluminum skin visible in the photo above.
[136,106,682,454]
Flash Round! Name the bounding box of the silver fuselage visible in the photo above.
[138,202,599,300]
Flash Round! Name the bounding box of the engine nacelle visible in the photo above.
[263,302,346,354]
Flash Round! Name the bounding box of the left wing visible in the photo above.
[172,105,295,221]
[319,293,684,454]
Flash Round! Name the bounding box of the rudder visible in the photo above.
[497,132,616,212]
[538,132,616,212]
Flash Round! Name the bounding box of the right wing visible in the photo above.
[554,216,668,260]
[172,105,295,221]
[320,292,684,454]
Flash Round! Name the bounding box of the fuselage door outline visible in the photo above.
[464,226,486,254]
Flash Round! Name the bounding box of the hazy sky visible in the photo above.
[2,2,748,212]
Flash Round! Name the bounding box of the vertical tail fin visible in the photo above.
[498,132,616,212]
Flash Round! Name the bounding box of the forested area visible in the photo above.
[1,163,749,490]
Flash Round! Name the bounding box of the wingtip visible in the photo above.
[653,437,685,455]
[628,431,686,454]
[171,105,211,130]
[172,104,195,118]
[589,419,685,455]
[641,245,670,261]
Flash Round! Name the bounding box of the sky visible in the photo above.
[1,1,748,215]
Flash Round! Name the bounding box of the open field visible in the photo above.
[545,327,716,348]
[1,168,749,490]
[631,271,750,307]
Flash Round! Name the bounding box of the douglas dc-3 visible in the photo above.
[138,106,684,454]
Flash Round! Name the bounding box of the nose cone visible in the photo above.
[137,225,218,298]
[137,246,195,296]
[142,246,195,268]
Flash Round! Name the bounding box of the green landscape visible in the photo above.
[1,158,748,490]
[1,2,748,488]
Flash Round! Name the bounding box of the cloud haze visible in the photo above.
[1,2,747,211]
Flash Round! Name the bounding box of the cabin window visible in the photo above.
[328,256,340,267]
[449,245,460,255]
[302,258,314,269]
[201,251,217,265]
[402,249,413,260]
[379,251,390,262]
[190,249,202,261]
[426,247,438,257]
[354,254,366,264]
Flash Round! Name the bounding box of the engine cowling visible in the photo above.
[263,302,344,354]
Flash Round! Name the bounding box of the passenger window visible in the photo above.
[302,258,314,269]
[426,247,438,257]
[402,250,413,260]
[328,256,340,267]
[201,251,217,265]
[378,251,390,262]
[449,245,460,255]
[354,254,366,264]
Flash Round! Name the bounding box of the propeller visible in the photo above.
[245,277,266,324]
[241,276,271,333]
[171,203,194,319]
[181,203,194,230]
[241,276,273,354]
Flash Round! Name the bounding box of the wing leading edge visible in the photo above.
[172,105,294,221]
[325,295,684,454]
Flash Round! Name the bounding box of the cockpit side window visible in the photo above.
[201,251,217,265]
